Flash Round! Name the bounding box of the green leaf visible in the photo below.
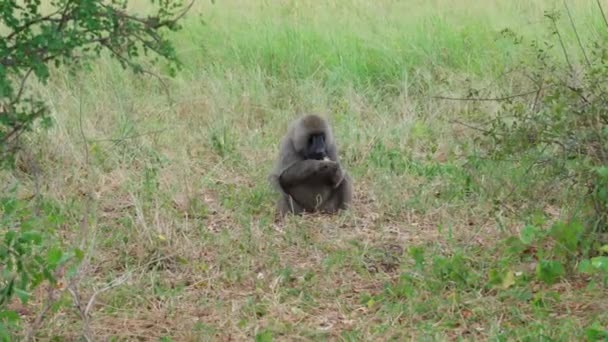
[549,221,583,253]
[408,246,425,270]
[47,247,63,267]
[591,257,608,272]
[501,270,516,289]
[578,259,595,274]
[0,199,17,215]
[74,248,85,262]
[520,225,539,244]
[19,232,42,244]
[255,330,273,342]
[0,310,20,323]
[1,278,15,300]
[585,322,608,341]
[3,231,16,245]
[598,187,608,203]
[13,288,30,304]
[596,166,608,179]
[0,321,12,342]
[536,260,565,284]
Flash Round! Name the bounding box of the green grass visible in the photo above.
[2,0,608,340]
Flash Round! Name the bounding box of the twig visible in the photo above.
[449,119,492,134]
[67,273,130,342]
[597,0,608,28]
[100,0,195,30]
[549,13,574,72]
[1,107,46,144]
[141,69,174,105]
[4,6,65,42]
[172,0,196,24]
[8,69,34,107]
[25,269,64,341]
[433,89,538,102]
[530,77,544,113]
[66,82,100,341]
[563,1,590,68]
[85,273,131,317]
[78,82,89,166]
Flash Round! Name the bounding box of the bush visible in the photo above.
[454,5,608,284]
[477,7,607,234]
[0,0,190,339]
[0,0,190,166]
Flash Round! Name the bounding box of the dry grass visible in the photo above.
[2,0,608,340]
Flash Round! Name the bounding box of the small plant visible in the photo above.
[0,190,83,339]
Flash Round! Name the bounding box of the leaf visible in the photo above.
[596,166,608,179]
[501,270,516,289]
[18,232,42,244]
[599,245,608,254]
[585,322,608,341]
[47,247,63,267]
[3,231,16,245]
[66,265,80,279]
[13,288,30,304]
[408,246,425,269]
[1,278,15,300]
[549,221,583,252]
[0,322,12,342]
[0,199,17,216]
[578,259,595,274]
[0,310,19,323]
[74,248,85,262]
[536,260,565,284]
[520,225,538,244]
[255,330,273,342]
[597,185,608,203]
[591,257,608,272]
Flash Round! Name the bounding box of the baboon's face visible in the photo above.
[304,133,327,160]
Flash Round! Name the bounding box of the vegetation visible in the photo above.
[1,0,608,340]
[0,0,189,339]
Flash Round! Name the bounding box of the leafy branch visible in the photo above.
[0,0,193,166]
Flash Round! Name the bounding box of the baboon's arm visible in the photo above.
[278,160,325,188]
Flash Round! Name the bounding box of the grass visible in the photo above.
[2,0,608,340]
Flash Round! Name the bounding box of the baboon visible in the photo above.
[269,114,353,217]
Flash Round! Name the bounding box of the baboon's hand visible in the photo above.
[318,159,344,187]
[330,164,345,188]
[317,159,339,174]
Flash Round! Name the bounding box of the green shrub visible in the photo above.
[0,0,190,338]
[0,189,82,339]
[459,5,608,284]
[477,7,608,234]
[0,0,189,166]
